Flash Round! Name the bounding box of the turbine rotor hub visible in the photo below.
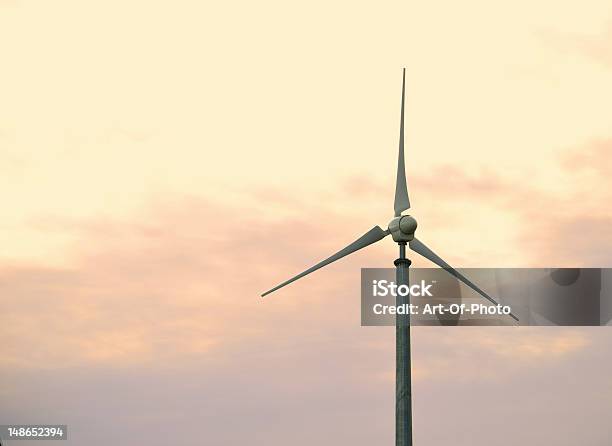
[388,215,417,242]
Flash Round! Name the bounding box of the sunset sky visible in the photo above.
[1,1,611,445]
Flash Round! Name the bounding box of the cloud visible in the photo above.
[1,196,390,370]
[412,165,509,198]
[1,181,610,445]
[1,190,598,370]
[512,138,612,266]
[538,21,612,68]
[560,138,612,178]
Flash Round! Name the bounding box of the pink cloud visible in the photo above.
[1,175,610,444]
[537,21,612,68]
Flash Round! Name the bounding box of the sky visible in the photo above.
[1,1,612,445]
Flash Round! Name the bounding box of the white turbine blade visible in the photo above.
[262,226,390,297]
[409,237,519,322]
[394,68,410,216]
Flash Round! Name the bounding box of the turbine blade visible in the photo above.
[394,68,410,216]
[262,226,390,297]
[409,237,519,322]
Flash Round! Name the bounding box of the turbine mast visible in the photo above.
[395,242,413,446]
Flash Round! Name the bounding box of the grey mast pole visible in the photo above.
[394,241,412,446]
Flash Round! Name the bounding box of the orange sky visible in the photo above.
[1,1,611,445]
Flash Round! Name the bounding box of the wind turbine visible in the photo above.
[261,69,518,446]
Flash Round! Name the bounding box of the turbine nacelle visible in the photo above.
[388,215,417,242]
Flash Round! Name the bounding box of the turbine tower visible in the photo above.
[262,69,518,446]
